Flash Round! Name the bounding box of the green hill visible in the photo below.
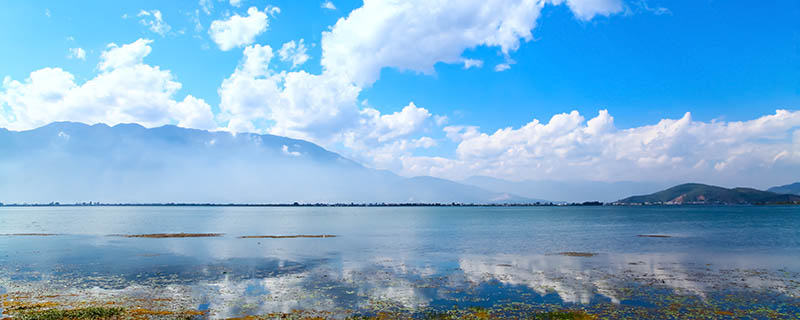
[616,183,800,205]
[767,182,800,195]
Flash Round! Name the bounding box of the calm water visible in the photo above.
[1,206,799,318]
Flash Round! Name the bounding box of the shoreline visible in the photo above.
[2,202,796,207]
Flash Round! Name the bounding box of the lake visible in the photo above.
[1,206,799,318]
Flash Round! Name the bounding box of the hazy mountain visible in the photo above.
[461,176,671,203]
[767,182,800,195]
[0,122,530,204]
[616,183,800,205]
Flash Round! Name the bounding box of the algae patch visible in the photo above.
[558,252,597,257]
[109,233,223,238]
[238,235,337,239]
[15,306,124,320]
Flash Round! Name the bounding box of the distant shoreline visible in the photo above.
[0,201,795,207]
[0,201,604,207]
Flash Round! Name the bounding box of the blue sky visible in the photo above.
[0,0,798,186]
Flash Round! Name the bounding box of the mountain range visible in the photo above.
[0,122,530,204]
[767,182,800,195]
[1,122,797,205]
[615,183,800,205]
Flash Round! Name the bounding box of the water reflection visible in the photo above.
[2,205,800,318]
[2,235,799,318]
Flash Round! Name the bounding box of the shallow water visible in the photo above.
[1,206,799,318]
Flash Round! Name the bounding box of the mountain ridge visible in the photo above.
[615,183,800,205]
[0,122,531,204]
[767,182,800,195]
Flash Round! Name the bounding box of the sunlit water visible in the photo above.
[1,206,799,318]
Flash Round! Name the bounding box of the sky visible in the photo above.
[0,0,798,188]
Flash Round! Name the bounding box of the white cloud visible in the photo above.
[98,39,153,71]
[45,9,51,18]
[67,48,86,60]
[217,44,367,141]
[230,0,243,7]
[199,0,213,15]
[552,0,624,21]
[217,44,281,133]
[217,44,440,165]
[0,39,216,131]
[494,63,511,72]
[214,0,625,171]
[281,145,301,157]
[320,0,623,87]
[397,110,800,187]
[358,103,432,143]
[462,59,483,69]
[277,39,310,69]
[138,9,171,36]
[321,1,336,10]
[172,95,217,130]
[434,115,449,126]
[209,7,271,51]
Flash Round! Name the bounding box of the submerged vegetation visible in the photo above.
[238,235,337,239]
[557,252,597,257]
[109,233,224,238]
[15,307,124,320]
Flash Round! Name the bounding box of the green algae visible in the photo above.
[557,252,597,257]
[16,306,124,320]
[238,235,337,239]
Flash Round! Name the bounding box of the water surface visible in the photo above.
[1,206,798,318]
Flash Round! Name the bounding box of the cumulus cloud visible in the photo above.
[98,39,153,71]
[67,47,86,60]
[398,110,800,187]
[278,39,310,69]
[215,0,627,171]
[356,103,432,143]
[209,7,272,51]
[218,44,362,139]
[0,39,216,131]
[320,0,623,86]
[138,10,171,36]
[217,43,440,166]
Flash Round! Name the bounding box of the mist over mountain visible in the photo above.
[0,122,529,204]
[461,176,671,203]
